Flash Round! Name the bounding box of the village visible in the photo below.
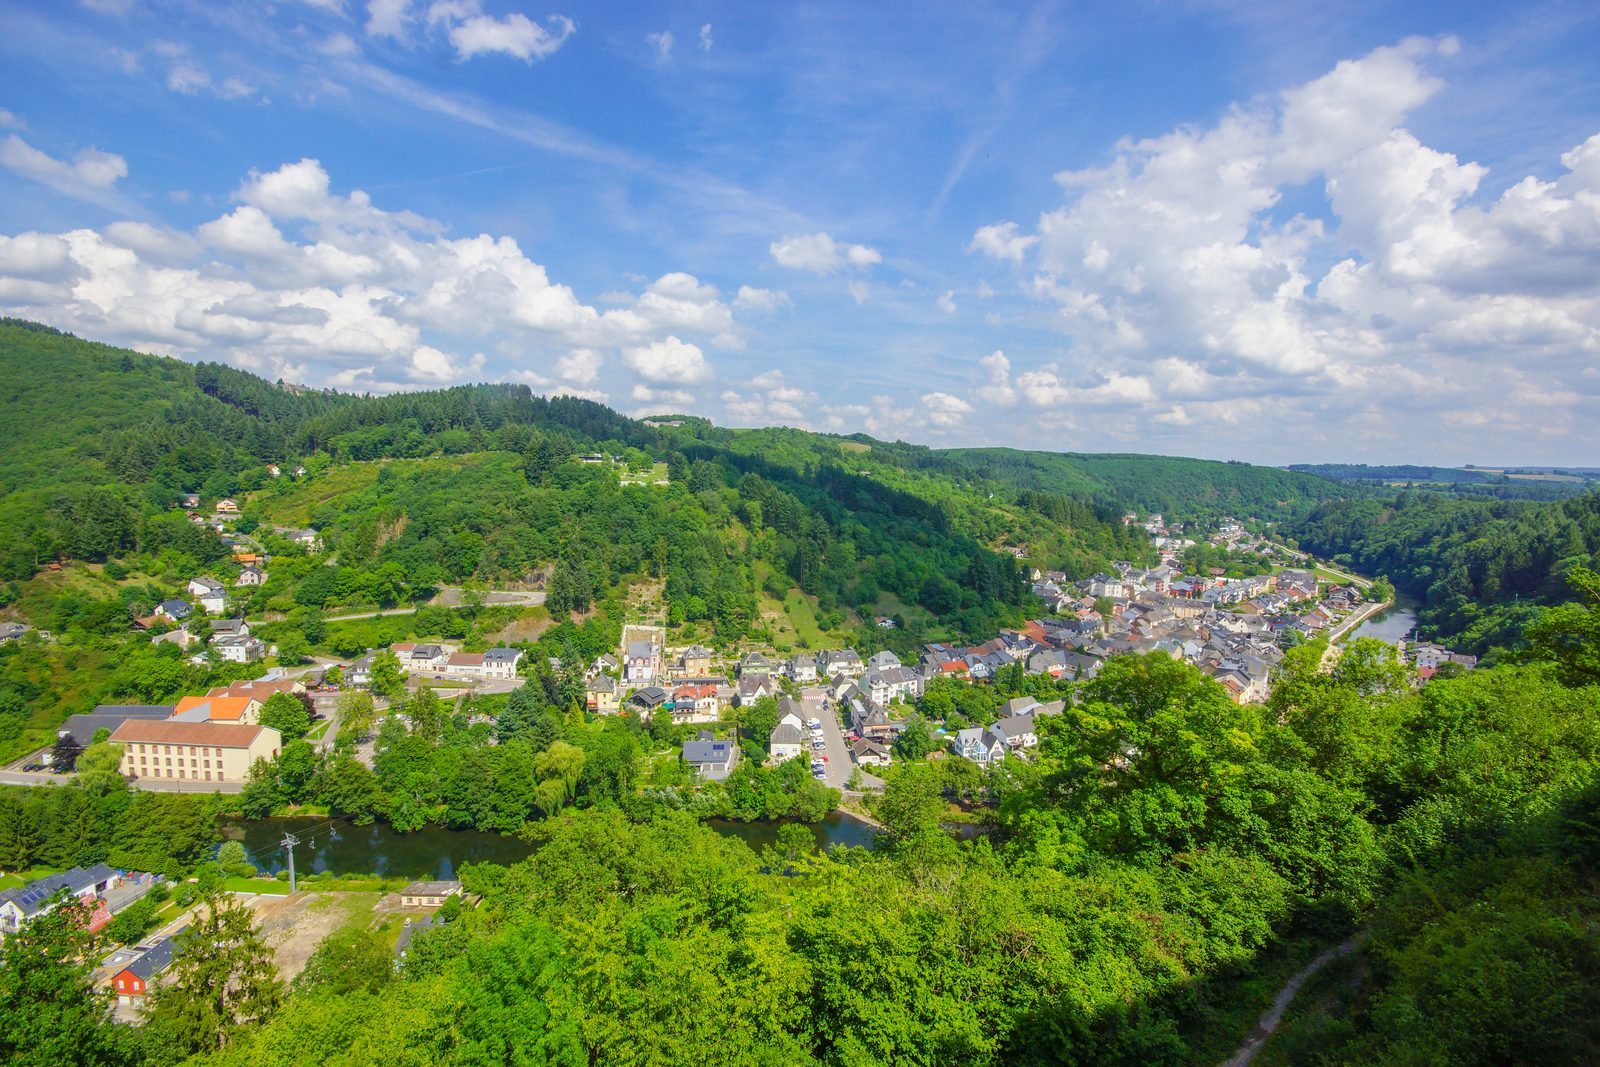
[0,501,1482,1008]
[4,498,1481,802]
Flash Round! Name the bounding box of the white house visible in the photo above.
[950,727,1008,766]
[769,721,804,764]
[235,566,267,587]
[187,578,226,615]
[482,647,523,680]
[212,635,266,664]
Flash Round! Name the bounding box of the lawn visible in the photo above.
[224,876,292,895]
[0,865,63,891]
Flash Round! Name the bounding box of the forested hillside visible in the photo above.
[1288,490,1600,655]
[946,447,1343,520]
[1289,462,1596,501]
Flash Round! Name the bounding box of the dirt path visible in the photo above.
[1221,933,1366,1067]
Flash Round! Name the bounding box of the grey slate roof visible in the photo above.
[770,722,803,746]
[683,738,737,766]
[126,937,175,981]
[59,707,175,742]
[0,864,114,918]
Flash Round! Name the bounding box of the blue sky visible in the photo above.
[1,0,1598,464]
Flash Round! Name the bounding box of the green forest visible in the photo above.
[1288,489,1600,656]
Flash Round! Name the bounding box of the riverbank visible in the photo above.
[222,810,884,879]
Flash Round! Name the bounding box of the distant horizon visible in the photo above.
[8,310,1595,475]
[1,2,1597,464]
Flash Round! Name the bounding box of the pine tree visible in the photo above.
[144,889,282,1056]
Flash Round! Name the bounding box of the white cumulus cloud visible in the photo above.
[770,232,882,273]
[623,335,712,384]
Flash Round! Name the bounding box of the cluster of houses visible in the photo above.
[1,865,175,1006]
[950,695,1068,766]
[1402,640,1478,680]
[1029,559,1376,703]
[347,643,524,685]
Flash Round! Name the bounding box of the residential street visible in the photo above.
[801,687,883,791]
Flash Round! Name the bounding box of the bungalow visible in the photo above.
[769,721,804,764]
[0,864,117,940]
[682,735,740,781]
[399,880,462,908]
[108,937,174,1005]
[0,622,30,643]
[209,618,251,638]
[283,528,321,551]
[628,686,668,719]
[235,565,267,587]
[586,674,620,714]
[482,647,523,680]
[850,738,893,768]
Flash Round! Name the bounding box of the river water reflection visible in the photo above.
[1351,594,1420,644]
[219,811,882,879]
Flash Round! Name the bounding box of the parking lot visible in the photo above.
[800,687,852,789]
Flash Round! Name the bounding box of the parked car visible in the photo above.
[22,762,45,772]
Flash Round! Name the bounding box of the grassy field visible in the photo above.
[781,589,829,647]
[253,455,485,526]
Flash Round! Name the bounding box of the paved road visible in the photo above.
[800,687,882,791]
[0,769,242,794]
[317,588,546,623]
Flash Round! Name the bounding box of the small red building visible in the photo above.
[108,938,174,1006]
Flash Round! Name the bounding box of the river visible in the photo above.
[218,811,882,879]
[1351,594,1419,644]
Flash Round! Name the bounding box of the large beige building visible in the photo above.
[110,720,281,784]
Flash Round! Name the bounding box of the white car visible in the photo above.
[807,719,822,730]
